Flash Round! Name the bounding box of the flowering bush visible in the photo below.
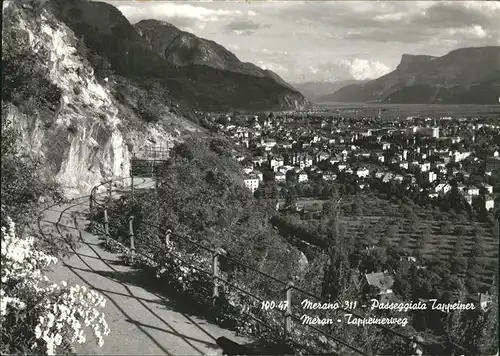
[1,217,110,355]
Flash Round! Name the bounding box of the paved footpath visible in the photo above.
[39,178,250,355]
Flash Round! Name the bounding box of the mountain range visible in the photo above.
[317,46,500,104]
[48,0,310,112]
[292,80,367,101]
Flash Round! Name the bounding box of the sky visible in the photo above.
[96,1,497,82]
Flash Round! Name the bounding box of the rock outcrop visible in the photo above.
[2,0,179,197]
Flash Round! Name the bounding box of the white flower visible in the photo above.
[77,332,86,344]
[34,325,42,339]
[54,333,62,346]
[1,216,110,354]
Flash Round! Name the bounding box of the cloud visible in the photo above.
[115,2,242,24]
[156,16,196,30]
[343,59,391,80]
[415,2,498,29]
[448,25,487,39]
[258,61,288,73]
[374,12,406,22]
[225,19,270,34]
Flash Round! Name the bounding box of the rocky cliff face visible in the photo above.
[2,0,181,197]
[323,46,500,104]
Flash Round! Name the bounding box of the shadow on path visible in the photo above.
[37,194,239,355]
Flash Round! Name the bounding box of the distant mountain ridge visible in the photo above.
[48,0,309,111]
[135,19,297,91]
[294,80,367,101]
[320,46,500,104]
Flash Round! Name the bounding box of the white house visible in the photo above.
[426,171,437,183]
[323,172,337,181]
[420,162,431,172]
[467,186,480,196]
[329,155,342,164]
[356,167,370,178]
[298,171,308,183]
[486,196,495,211]
[278,165,295,174]
[243,165,254,174]
[262,138,277,149]
[438,183,452,194]
[275,172,286,183]
[252,156,265,165]
[270,156,284,172]
[243,174,260,193]
[402,150,408,160]
[254,170,264,182]
[451,151,472,163]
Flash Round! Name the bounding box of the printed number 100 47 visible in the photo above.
[261,301,288,311]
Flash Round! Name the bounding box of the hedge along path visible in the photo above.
[41,178,250,355]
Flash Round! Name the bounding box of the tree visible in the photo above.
[397,234,410,252]
[386,224,399,240]
[440,221,453,235]
[322,200,335,217]
[284,188,297,210]
[453,225,466,236]
[285,170,296,182]
[2,25,62,112]
[209,137,232,157]
[350,199,362,216]
[135,89,165,122]
[476,279,498,354]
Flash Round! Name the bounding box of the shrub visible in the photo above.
[2,26,62,113]
[1,217,110,355]
[135,91,164,123]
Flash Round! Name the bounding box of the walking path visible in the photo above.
[39,178,250,355]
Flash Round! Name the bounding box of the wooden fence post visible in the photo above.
[284,282,293,340]
[89,189,94,212]
[104,208,109,240]
[212,248,224,305]
[129,216,135,251]
[131,173,134,198]
[165,229,171,246]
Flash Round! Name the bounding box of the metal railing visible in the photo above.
[88,175,429,356]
